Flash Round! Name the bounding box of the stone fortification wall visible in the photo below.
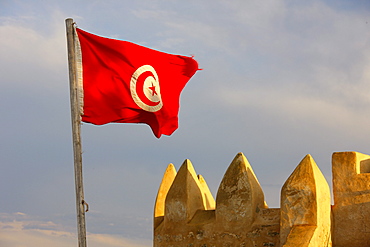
[153,151,370,247]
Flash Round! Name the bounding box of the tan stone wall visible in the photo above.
[332,152,370,247]
[154,151,370,247]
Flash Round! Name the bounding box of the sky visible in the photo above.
[1,0,370,246]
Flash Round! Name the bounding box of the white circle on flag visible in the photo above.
[130,65,163,112]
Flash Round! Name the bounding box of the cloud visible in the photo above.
[0,10,67,91]
[0,213,150,247]
[218,85,370,131]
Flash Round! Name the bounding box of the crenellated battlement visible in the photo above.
[154,151,370,247]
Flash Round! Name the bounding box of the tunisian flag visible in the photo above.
[75,28,199,138]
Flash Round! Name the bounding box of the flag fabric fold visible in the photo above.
[75,28,199,138]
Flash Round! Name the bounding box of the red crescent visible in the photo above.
[135,71,161,107]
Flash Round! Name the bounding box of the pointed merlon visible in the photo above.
[154,163,177,228]
[198,174,216,210]
[280,154,331,247]
[215,152,266,230]
[164,159,206,223]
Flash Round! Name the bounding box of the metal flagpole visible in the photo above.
[65,18,87,247]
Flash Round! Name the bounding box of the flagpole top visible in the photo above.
[65,18,77,27]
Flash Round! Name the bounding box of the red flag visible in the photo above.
[75,28,199,138]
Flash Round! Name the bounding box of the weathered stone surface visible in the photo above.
[249,208,281,246]
[154,153,280,247]
[154,151,370,247]
[332,151,370,246]
[216,152,267,231]
[280,154,331,247]
[164,159,206,223]
[283,225,316,247]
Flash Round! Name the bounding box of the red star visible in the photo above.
[149,83,158,96]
